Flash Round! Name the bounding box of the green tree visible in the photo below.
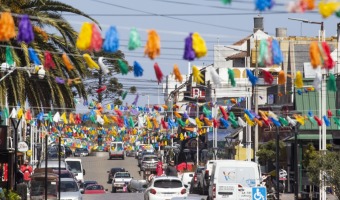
[302,143,318,169]
[307,151,340,199]
[84,51,136,105]
[0,0,130,112]
[256,140,285,170]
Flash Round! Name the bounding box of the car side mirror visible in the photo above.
[105,188,108,191]
[80,189,84,194]
[83,169,86,175]
[184,184,189,188]
[107,171,110,173]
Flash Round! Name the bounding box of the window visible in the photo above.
[66,161,81,173]
[154,179,182,188]
[60,181,78,192]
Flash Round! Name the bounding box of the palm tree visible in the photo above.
[0,0,129,113]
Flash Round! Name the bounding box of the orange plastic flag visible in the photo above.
[144,30,160,60]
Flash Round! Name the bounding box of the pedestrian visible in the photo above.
[156,158,163,176]
[165,160,178,177]
[20,160,33,188]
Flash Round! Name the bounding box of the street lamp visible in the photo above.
[0,63,46,83]
[10,116,22,191]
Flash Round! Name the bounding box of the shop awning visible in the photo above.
[285,134,333,141]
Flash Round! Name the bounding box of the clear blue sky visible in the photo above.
[60,0,340,109]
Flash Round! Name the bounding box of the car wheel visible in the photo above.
[112,187,116,193]
[198,184,203,195]
[122,156,125,160]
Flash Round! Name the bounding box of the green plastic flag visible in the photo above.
[177,118,186,127]
[229,118,239,128]
[3,108,9,118]
[228,68,236,87]
[47,111,53,123]
[308,116,317,126]
[327,73,337,92]
[129,116,134,128]
[128,27,141,50]
[279,117,289,126]
[6,46,14,66]
[333,117,340,126]
[90,114,96,123]
[118,59,129,75]
[221,0,232,4]
[122,91,128,100]
[202,106,211,116]
[229,112,236,121]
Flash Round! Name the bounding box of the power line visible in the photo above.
[90,0,251,33]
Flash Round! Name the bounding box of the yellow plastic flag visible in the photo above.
[61,112,68,124]
[294,114,305,126]
[17,108,23,119]
[103,115,111,124]
[244,114,255,126]
[106,104,111,110]
[147,117,153,129]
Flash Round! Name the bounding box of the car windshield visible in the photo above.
[82,181,97,188]
[60,181,78,192]
[154,179,182,188]
[115,173,131,178]
[59,172,73,178]
[86,185,103,190]
[111,143,123,150]
[66,161,81,173]
[111,168,125,173]
[30,180,58,196]
[75,148,86,152]
[143,157,157,161]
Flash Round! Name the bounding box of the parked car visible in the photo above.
[127,179,148,193]
[60,178,82,200]
[190,166,205,194]
[181,172,194,194]
[144,176,188,200]
[74,148,89,157]
[79,180,97,193]
[83,184,107,194]
[112,172,133,193]
[107,167,126,183]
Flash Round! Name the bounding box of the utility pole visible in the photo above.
[196,96,199,166]
[254,36,259,163]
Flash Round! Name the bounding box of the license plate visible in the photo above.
[145,171,150,174]
[222,195,229,198]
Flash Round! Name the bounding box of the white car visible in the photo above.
[144,176,188,200]
[60,178,82,200]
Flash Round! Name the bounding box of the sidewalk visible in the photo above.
[281,193,338,200]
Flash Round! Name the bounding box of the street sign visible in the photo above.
[252,187,266,200]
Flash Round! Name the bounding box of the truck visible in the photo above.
[111,172,133,193]
[109,141,125,160]
[140,154,158,180]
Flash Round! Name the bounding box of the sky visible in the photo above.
[59,0,340,110]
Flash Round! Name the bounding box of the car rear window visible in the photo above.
[111,168,125,173]
[154,180,182,188]
[60,181,78,192]
[115,173,130,178]
[143,157,157,161]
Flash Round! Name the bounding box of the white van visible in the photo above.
[109,141,125,160]
[65,158,85,183]
[207,160,262,200]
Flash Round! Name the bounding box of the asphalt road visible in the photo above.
[79,152,205,200]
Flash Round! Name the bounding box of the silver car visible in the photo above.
[60,178,82,200]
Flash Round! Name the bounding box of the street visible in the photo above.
[80,152,204,200]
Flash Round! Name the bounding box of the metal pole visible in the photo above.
[196,97,199,166]
[254,37,259,163]
[11,118,21,191]
[58,136,61,200]
[45,134,48,200]
[276,126,280,200]
[294,124,299,200]
[214,89,217,159]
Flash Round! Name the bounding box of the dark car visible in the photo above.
[74,148,89,157]
[107,167,125,183]
[79,180,98,193]
[190,166,205,194]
